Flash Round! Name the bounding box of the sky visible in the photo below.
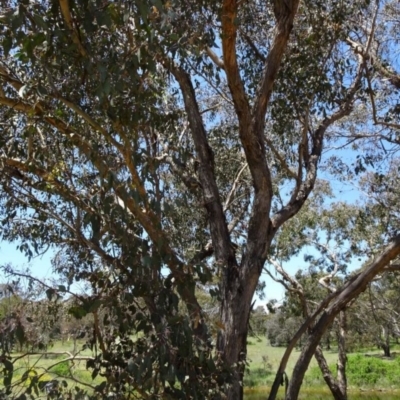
[0,241,54,279]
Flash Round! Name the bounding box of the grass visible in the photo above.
[306,353,400,390]
[245,336,339,388]
[1,340,102,397]
[4,336,400,398]
[245,336,400,394]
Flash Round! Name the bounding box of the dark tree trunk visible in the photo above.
[314,346,347,400]
[381,342,391,358]
[218,263,261,400]
[73,337,77,355]
[381,344,390,357]
[314,310,348,400]
[377,326,391,357]
[326,333,331,350]
[217,303,249,400]
[286,312,336,400]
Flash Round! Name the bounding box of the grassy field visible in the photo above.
[5,340,102,398]
[245,336,400,392]
[4,336,400,398]
[245,336,337,388]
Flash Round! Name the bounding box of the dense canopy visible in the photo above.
[0,0,400,399]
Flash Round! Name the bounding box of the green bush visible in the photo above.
[243,368,269,388]
[50,361,70,377]
[306,354,400,388]
[304,364,331,386]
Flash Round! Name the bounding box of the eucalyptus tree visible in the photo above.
[1,0,400,399]
[347,274,400,358]
[285,167,400,398]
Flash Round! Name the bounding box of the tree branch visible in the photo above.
[165,61,235,266]
[157,154,202,195]
[287,233,400,399]
[1,156,97,217]
[269,57,365,241]
[252,0,301,131]
[223,163,248,211]
[205,47,225,69]
[346,38,400,89]
[59,0,87,57]
[239,28,266,63]
[221,0,251,121]
[0,95,207,339]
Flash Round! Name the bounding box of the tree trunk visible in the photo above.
[384,345,391,357]
[326,332,331,350]
[381,332,391,358]
[286,312,336,400]
[312,312,347,399]
[314,346,347,400]
[218,264,260,400]
[73,337,77,355]
[337,311,347,397]
[268,289,341,400]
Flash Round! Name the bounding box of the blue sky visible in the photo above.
[0,241,54,279]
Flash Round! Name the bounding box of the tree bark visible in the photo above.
[313,311,348,400]
[217,261,262,400]
[383,345,391,358]
[312,311,348,400]
[337,311,347,397]
[268,285,340,400]
[314,346,347,400]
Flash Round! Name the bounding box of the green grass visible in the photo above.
[245,336,338,388]
[245,336,400,392]
[1,340,102,397]
[306,353,400,390]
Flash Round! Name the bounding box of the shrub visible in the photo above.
[306,354,400,388]
[243,368,269,388]
[50,361,71,377]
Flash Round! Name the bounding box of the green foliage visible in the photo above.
[244,367,273,388]
[249,306,269,337]
[345,273,400,356]
[266,314,304,347]
[306,355,400,388]
[50,362,70,378]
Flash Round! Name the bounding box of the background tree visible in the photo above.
[263,160,400,400]
[346,272,400,357]
[266,312,303,348]
[249,305,269,338]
